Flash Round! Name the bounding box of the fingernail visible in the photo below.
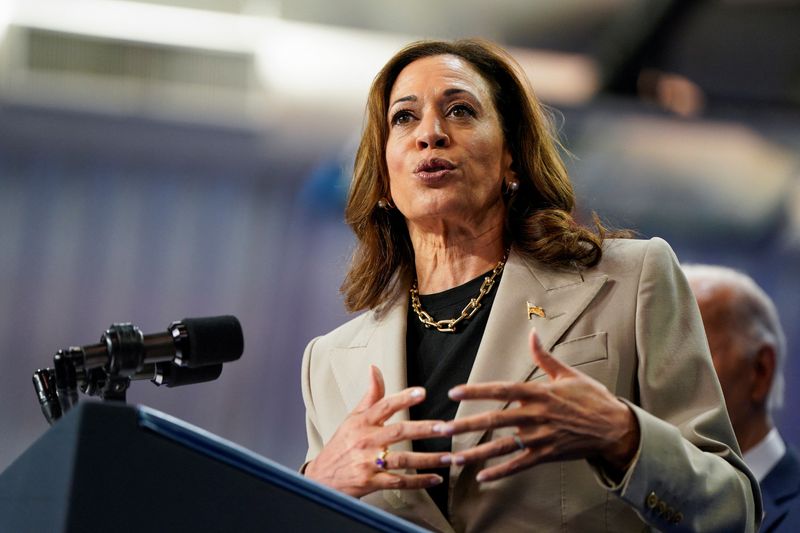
[440,455,452,465]
[448,388,463,400]
[432,423,453,435]
[429,475,443,486]
[476,472,488,482]
[453,455,465,465]
[410,387,425,398]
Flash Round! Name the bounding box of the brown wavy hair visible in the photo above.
[342,39,624,312]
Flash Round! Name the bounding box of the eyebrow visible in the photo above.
[390,95,416,108]
[389,88,479,110]
[443,88,475,100]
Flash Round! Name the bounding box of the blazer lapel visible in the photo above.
[329,298,410,428]
[451,250,608,463]
[328,297,453,531]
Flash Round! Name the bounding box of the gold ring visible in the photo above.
[513,434,526,451]
[375,448,389,469]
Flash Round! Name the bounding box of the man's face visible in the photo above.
[691,283,755,441]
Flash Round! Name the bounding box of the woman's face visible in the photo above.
[385,54,514,232]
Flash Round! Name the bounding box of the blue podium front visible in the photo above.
[0,402,428,533]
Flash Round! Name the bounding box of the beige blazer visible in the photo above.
[302,238,761,532]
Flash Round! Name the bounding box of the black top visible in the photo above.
[406,269,500,519]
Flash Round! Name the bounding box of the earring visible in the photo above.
[377,197,395,209]
[504,178,519,197]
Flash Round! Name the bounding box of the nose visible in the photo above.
[415,114,450,150]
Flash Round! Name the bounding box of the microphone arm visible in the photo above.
[32,368,61,426]
[32,316,243,424]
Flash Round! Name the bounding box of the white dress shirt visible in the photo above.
[744,427,786,483]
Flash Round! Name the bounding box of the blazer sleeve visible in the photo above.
[301,336,324,466]
[598,237,762,532]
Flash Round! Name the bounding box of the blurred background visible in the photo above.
[1,0,799,473]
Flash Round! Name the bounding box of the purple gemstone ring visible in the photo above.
[375,449,389,469]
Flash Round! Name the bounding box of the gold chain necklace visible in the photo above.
[410,255,507,333]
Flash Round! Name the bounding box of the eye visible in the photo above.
[390,110,415,126]
[448,103,476,118]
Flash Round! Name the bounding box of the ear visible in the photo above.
[501,145,516,183]
[750,345,776,408]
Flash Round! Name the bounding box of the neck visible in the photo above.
[736,412,773,454]
[408,220,505,294]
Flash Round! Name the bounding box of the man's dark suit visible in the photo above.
[761,446,800,532]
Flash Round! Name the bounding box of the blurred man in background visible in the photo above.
[684,265,799,532]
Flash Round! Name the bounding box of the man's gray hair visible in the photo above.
[683,264,787,413]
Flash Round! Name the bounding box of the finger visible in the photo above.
[364,386,426,425]
[475,432,568,482]
[530,328,573,379]
[375,419,448,445]
[448,381,543,402]
[450,434,528,465]
[354,365,386,413]
[371,472,443,491]
[385,451,454,470]
[476,449,538,483]
[434,409,536,436]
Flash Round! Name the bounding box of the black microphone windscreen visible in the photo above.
[180,315,244,368]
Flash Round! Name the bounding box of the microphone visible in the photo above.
[79,315,244,377]
[170,316,244,369]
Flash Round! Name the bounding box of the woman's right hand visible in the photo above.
[304,365,450,498]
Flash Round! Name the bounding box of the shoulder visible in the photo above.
[764,444,800,492]
[512,237,681,292]
[581,237,695,325]
[600,236,675,264]
[303,297,402,361]
[584,237,679,279]
[780,444,800,472]
[301,310,377,404]
[787,445,800,470]
[306,310,377,355]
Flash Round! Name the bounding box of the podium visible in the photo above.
[0,402,428,532]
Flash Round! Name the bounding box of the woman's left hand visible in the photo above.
[436,329,640,483]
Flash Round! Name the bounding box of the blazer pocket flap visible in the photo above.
[531,332,608,380]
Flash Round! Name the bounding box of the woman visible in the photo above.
[301,39,760,532]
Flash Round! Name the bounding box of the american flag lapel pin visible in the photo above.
[527,302,545,319]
